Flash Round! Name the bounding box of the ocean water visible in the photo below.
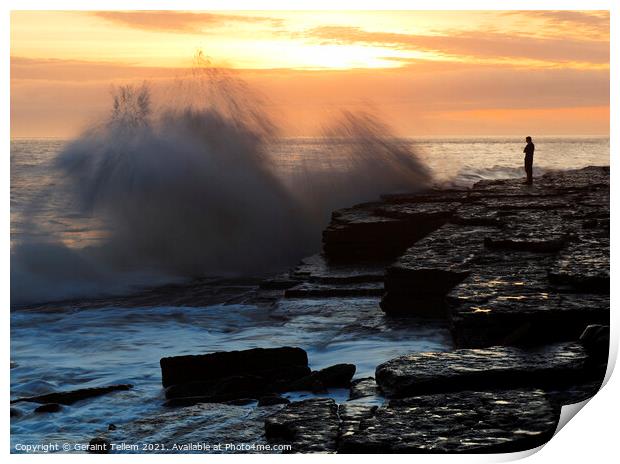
[10,136,609,453]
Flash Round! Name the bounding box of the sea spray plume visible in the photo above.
[53,71,310,277]
[11,58,435,305]
[290,110,434,223]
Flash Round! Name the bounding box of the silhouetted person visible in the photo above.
[523,136,535,184]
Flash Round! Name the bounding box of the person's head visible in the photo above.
[526,136,532,143]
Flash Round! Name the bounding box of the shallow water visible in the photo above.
[11,297,451,452]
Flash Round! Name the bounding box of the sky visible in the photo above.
[10,10,610,137]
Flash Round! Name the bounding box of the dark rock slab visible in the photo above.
[322,202,454,262]
[286,364,356,392]
[290,254,385,284]
[11,384,133,405]
[104,402,276,453]
[338,389,558,453]
[160,347,308,388]
[259,274,300,290]
[165,374,270,401]
[380,189,469,204]
[284,282,384,298]
[545,381,602,410]
[381,225,495,316]
[480,196,571,211]
[548,237,609,293]
[450,203,502,227]
[265,398,340,453]
[448,253,609,348]
[375,342,589,398]
[483,234,566,253]
[349,377,379,400]
[338,403,378,442]
[34,403,62,413]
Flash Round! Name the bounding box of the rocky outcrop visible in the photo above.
[338,389,557,453]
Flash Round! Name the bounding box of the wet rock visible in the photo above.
[322,202,453,263]
[290,254,385,284]
[548,238,609,293]
[88,437,111,454]
[580,324,609,355]
[449,287,609,348]
[285,364,356,392]
[34,403,62,413]
[480,196,571,211]
[258,394,290,407]
[316,364,356,388]
[338,389,558,453]
[338,402,378,441]
[264,398,340,453]
[483,234,566,253]
[579,325,609,377]
[349,377,379,400]
[160,347,309,389]
[108,424,117,431]
[259,275,300,290]
[380,189,469,204]
[449,204,502,227]
[11,384,133,406]
[104,402,273,453]
[381,225,494,316]
[546,381,602,410]
[165,375,267,400]
[375,342,590,398]
[284,282,384,298]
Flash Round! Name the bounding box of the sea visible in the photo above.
[10,135,609,453]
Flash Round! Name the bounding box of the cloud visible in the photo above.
[304,26,609,65]
[504,10,609,38]
[92,11,283,34]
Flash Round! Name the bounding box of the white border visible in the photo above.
[3,1,616,462]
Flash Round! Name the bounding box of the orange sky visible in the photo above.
[10,10,610,137]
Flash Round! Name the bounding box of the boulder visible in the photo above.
[160,347,309,388]
[34,403,62,413]
[285,364,356,392]
[88,437,111,454]
[349,377,379,400]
